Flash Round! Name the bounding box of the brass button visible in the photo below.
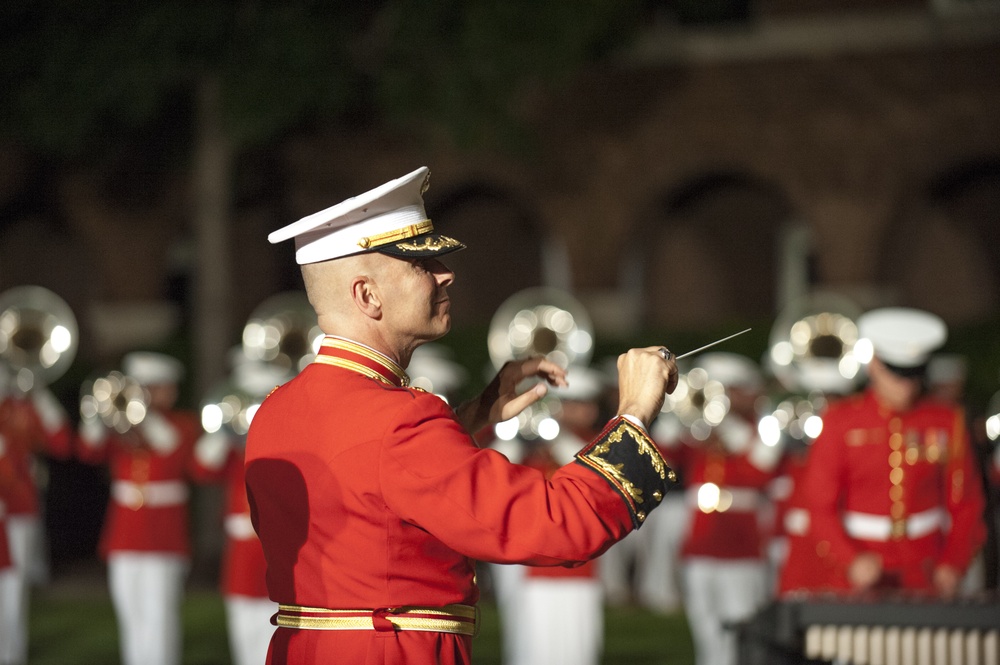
[889,468,904,485]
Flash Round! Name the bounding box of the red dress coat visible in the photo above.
[660,416,778,562]
[0,394,73,517]
[220,448,268,598]
[76,409,202,558]
[0,451,14,569]
[245,336,674,665]
[800,390,986,592]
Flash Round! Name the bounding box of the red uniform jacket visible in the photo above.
[245,336,674,665]
[774,450,843,594]
[77,409,202,558]
[0,393,73,516]
[660,415,777,561]
[801,390,986,592]
[0,451,13,569]
[220,447,269,598]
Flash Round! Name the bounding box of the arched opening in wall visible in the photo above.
[429,183,545,330]
[635,171,791,330]
[878,158,1000,324]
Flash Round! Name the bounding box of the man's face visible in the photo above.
[869,358,923,412]
[379,256,455,345]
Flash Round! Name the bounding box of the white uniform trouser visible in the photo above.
[0,515,40,665]
[225,595,277,665]
[598,531,640,606]
[108,552,188,665]
[634,493,688,613]
[515,577,603,665]
[682,557,768,665]
[490,563,527,665]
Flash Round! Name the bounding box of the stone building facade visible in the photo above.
[1,3,998,394]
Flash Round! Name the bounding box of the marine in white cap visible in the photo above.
[76,349,203,665]
[245,167,680,665]
[788,306,986,599]
[659,352,777,665]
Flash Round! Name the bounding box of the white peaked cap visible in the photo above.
[694,352,763,390]
[550,366,605,402]
[407,344,468,395]
[858,307,947,368]
[123,351,184,385]
[268,167,464,264]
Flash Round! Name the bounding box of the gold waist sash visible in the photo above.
[275,603,477,637]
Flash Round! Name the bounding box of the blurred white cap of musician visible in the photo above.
[857,307,946,374]
[123,351,184,386]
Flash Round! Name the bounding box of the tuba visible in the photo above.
[766,291,863,396]
[487,287,594,373]
[761,291,863,447]
[487,287,595,442]
[241,291,323,374]
[0,285,78,394]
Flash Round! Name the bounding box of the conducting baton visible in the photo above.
[673,328,752,360]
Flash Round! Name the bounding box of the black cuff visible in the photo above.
[574,416,677,529]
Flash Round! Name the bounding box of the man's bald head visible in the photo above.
[301,253,391,335]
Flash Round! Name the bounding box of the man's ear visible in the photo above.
[350,276,382,320]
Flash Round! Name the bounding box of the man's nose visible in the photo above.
[430,260,455,287]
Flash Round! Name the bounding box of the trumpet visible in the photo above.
[0,285,78,394]
[79,371,149,435]
[660,366,731,442]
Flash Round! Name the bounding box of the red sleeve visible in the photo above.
[940,410,987,570]
[380,394,665,566]
[800,403,858,570]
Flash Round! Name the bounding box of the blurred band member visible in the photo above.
[195,358,288,665]
[0,366,73,665]
[77,352,203,665]
[800,308,986,597]
[659,353,780,665]
[511,366,607,665]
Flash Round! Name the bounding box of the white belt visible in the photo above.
[686,484,761,513]
[784,507,810,536]
[224,513,258,540]
[843,507,947,541]
[112,480,189,510]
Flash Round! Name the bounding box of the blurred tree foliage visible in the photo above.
[0,0,645,392]
[0,0,643,158]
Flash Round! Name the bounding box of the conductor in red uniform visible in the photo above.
[246,167,680,665]
[794,307,986,597]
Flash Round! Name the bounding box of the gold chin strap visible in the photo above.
[357,220,434,250]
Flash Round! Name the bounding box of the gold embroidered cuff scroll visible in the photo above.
[574,417,677,529]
